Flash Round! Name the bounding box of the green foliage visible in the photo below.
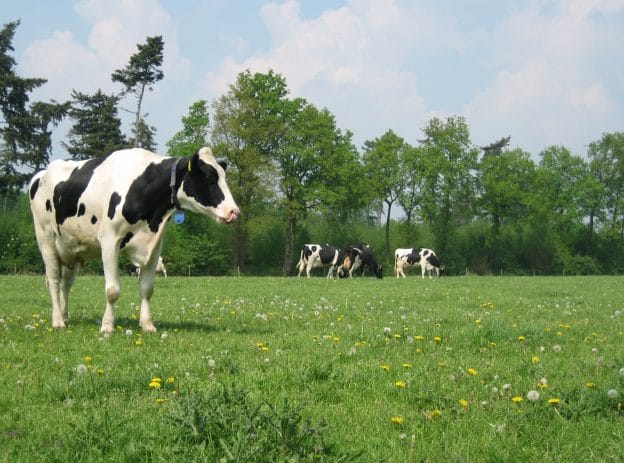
[111,35,164,149]
[0,20,68,193]
[62,90,127,160]
[168,383,356,462]
[166,100,210,157]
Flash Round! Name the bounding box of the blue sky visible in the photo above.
[3,0,624,159]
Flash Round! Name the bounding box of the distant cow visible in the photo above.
[395,247,443,278]
[29,147,239,333]
[296,244,345,278]
[133,255,167,278]
[341,243,383,278]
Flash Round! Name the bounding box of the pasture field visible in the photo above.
[1,274,623,462]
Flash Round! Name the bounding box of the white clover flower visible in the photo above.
[348,347,357,356]
[491,387,499,395]
[614,310,621,317]
[607,389,619,399]
[502,383,511,392]
[24,324,35,330]
[619,368,624,377]
[125,329,133,336]
[383,327,392,335]
[592,347,598,354]
[539,377,548,385]
[160,332,168,340]
[527,390,540,402]
[207,359,216,369]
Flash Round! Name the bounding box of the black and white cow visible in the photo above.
[395,247,443,278]
[341,243,383,278]
[29,147,239,333]
[296,244,345,278]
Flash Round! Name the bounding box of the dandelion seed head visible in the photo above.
[607,389,619,399]
[383,327,392,335]
[75,364,88,375]
[552,344,562,352]
[125,329,133,336]
[527,390,540,402]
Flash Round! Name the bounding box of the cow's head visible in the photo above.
[179,147,239,224]
[374,263,383,279]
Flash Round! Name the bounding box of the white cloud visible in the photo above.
[465,0,624,155]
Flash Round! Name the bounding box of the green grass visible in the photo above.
[1,274,623,461]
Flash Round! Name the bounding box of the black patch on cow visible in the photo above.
[181,155,225,209]
[318,246,339,265]
[91,215,98,224]
[122,158,185,233]
[78,203,86,216]
[107,192,121,219]
[428,253,441,268]
[45,199,52,212]
[29,178,40,200]
[52,156,108,225]
[120,232,133,249]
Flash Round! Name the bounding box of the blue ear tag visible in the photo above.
[174,211,185,224]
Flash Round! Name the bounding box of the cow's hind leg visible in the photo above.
[137,257,158,332]
[59,264,79,324]
[100,239,121,334]
[41,245,65,328]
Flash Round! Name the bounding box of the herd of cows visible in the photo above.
[296,243,443,279]
[27,147,442,333]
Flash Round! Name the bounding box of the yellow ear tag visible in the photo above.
[187,160,192,172]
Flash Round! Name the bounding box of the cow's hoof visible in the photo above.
[100,324,114,334]
[141,324,157,333]
[52,322,66,329]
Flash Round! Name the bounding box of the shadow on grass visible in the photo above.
[75,316,275,336]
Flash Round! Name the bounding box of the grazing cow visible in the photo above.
[134,255,167,278]
[29,147,239,333]
[341,243,383,278]
[395,247,443,278]
[296,244,345,278]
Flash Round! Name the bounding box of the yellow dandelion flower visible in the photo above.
[135,340,143,346]
[531,356,540,363]
[167,376,176,384]
[586,382,597,388]
[381,364,390,371]
[394,334,401,339]
[548,398,561,405]
[518,336,526,342]
[511,396,524,404]
[390,416,405,425]
[96,368,105,375]
[459,399,468,408]
[395,380,407,388]
[467,368,478,376]
[434,336,442,343]
[415,348,423,353]
[85,355,93,363]
[415,335,425,341]
[402,363,412,369]
[475,319,481,324]
[155,398,167,405]
[149,381,161,389]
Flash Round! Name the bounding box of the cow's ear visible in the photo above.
[218,160,227,171]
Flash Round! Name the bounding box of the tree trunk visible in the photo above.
[385,201,392,263]
[134,83,146,148]
[282,214,296,276]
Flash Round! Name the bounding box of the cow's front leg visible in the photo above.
[138,261,157,332]
[100,240,121,334]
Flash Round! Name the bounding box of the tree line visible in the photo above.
[1,21,623,276]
